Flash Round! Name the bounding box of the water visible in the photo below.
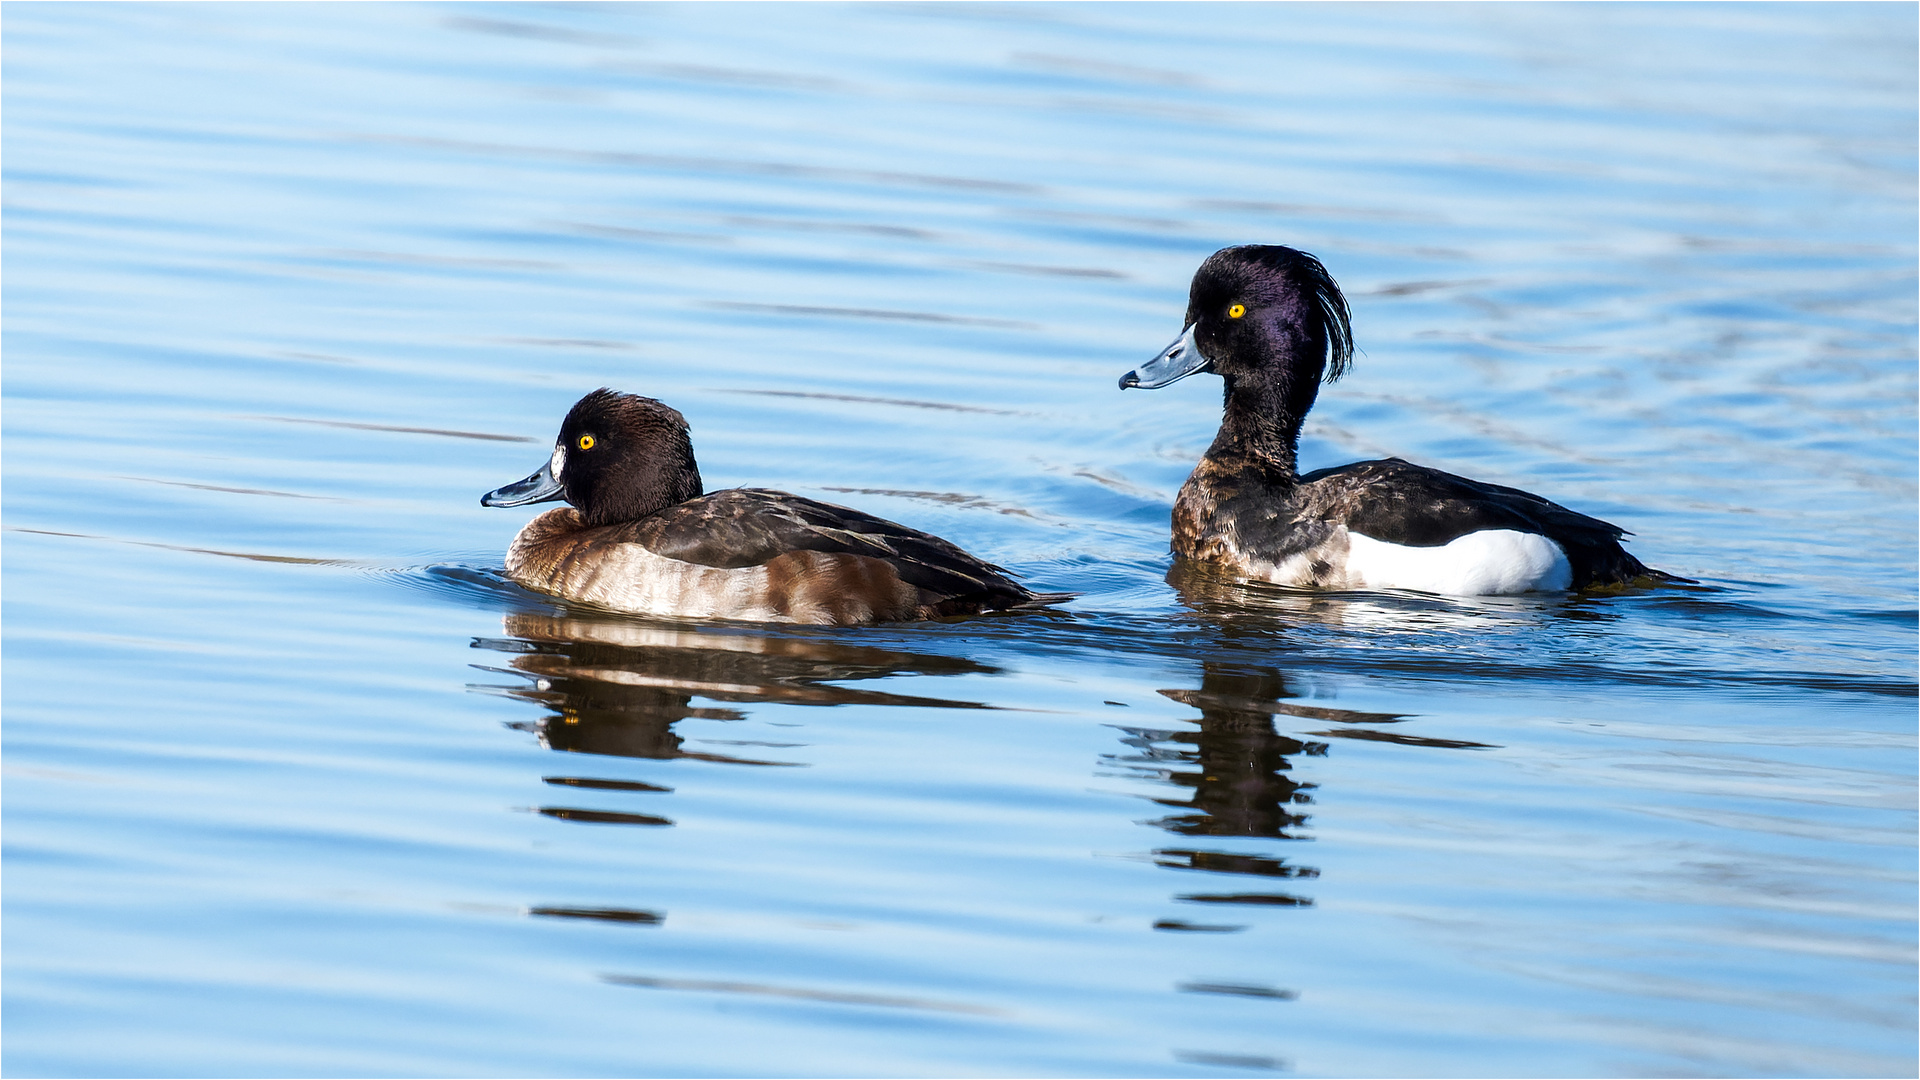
[4,3,1914,1076]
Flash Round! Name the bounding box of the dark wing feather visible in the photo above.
[1292,458,1657,587]
[1300,459,1624,546]
[627,488,1037,605]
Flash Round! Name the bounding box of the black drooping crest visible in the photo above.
[1218,245,1353,383]
[1291,249,1353,383]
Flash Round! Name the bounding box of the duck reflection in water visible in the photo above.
[463,609,999,928]
[1109,663,1330,914]
[1167,558,1632,634]
[472,612,1000,764]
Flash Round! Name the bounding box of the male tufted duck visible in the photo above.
[482,389,1066,624]
[1118,245,1680,595]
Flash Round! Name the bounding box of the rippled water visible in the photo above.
[5,4,1915,1076]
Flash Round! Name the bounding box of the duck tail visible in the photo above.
[1012,591,1077,609]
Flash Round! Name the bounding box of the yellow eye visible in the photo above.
[577,434,596,451]
[1228,303,1246,319]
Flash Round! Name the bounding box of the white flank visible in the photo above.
[573,543,786,621]
[1346,529,1572,596]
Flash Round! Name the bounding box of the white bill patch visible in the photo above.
[1346,529,1572,596]
[550,444,566,480]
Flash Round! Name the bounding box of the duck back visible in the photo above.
[1176,457,1661,592]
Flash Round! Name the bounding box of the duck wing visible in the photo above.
[1298,459,1622,545]
[627,488,1042,605]
[1295,458,1661,586]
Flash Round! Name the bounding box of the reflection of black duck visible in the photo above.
[1110,664,1327,914]
[473,613,1000,762]
[1115,665,1325,841]
[1166,558,1630,635]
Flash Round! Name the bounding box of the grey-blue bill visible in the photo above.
[1118,322,1208,390]
[482,449,566,507]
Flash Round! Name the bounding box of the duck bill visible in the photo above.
[482,450,566,507]
[1118,323,1210,390]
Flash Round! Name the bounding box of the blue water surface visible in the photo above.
[4,3,1915,1076]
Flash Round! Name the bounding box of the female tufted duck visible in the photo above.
[482,389,1067,624]
[1118,245,1680,595]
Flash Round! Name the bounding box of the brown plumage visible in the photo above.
[482,389,1067,625]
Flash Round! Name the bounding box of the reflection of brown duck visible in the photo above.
[467,611,1012,933]
[473,612,999,762]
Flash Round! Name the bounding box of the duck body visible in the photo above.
[1174,454,1656,594]
[485,390,1061,625]
[1124,245,1676,596]
[505,488,1045,624]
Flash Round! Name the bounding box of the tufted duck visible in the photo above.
[482,389,1067,624]
[1118,245,1680,595]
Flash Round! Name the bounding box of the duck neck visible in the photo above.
[633,464,704,523]
[1206,373,1307,483]
[579,450,704,528]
